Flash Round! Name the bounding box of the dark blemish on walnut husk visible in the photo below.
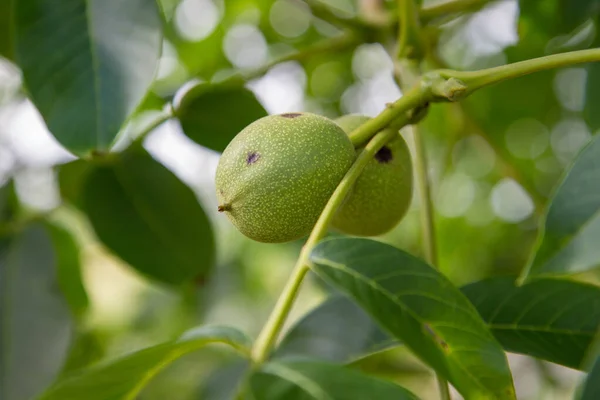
[375,146,393,163]
[280,113,302,118]
[246,151,260,165]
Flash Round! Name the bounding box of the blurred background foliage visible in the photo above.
[0,0,599,399]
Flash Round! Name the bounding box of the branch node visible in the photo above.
[431,77,468,102]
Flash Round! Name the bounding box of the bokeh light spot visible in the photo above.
[491,178,534,223]
[505,118,549,160]
[270,0,311,38]
[224,24,268,69]
[174,0,220,42]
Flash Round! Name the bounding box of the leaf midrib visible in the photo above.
[489,324,596,335]
[83,0,103,149]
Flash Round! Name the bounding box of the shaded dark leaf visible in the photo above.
[176,83,267,152]
[275,295,395,363]
[45,221,89,317]
[200,360,249,400]
[82,147,215,285]
[584,62,600,132]
[0,224,73,400]
[57,159,93,209]
[0,0,13,60]
[581,354,600,399]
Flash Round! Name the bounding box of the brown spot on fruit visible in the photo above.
[246,151,260,165]
[375,146,393,163]
[280,113,302,118]
[332,114,413,236]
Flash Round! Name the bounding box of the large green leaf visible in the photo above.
[250,358,419,400]
[463,277,600,370]
[581,354,600,399]
[275,296,395,362]
[277,278,600,370]
[310,238,515,399]
[82,147,215,285]
[45,222,89,317]
[0,224,73,400]
[176,83,267,152]
[524,135,600,279]
[40,325,251,400]
[13,0,162,155]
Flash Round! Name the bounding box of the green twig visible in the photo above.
[437,48,600,97]
[348,49,600,148]
[420,0,489,23]
[236,32,360,83]
[251,121,408,365]
[346,76,463,147]
[397,0,426,60]
[303,0,376,33]
[358,0,492,30]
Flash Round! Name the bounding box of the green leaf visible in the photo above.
[560,0,600,31]
[275,296,396,362]
[581,354,600,399]
[200,361,249,400]
[40,325,251,400]
[278,278,600,370]
[524,135,600,279]
[251,358,419,400]
[82,147,215,285]
[0,0,13,60]
[462,277,600,370]
[0,224,73,400]
[310,238,515,399]
[0,180,17,224]
[176,83,267,152]
[45,221,89,317]
[584,62,600,132]
[14,0,162,155]
[58,159,93,209]
[60,329,106,375]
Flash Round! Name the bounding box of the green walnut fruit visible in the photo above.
[216,112,356,243]
[332,114,413,236]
